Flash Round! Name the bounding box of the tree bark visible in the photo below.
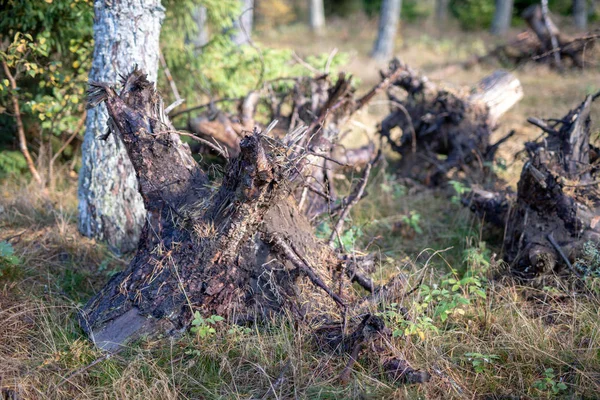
[491,0,514,36]
[573,0,588,30]
[522,4,589,68]
[232,0,254,45]
[78,0,164,253]
[371,0,402,61]
[188,6,209,50]
[310,0,326,34]
[80,69,354,351]
[435,0,449,22]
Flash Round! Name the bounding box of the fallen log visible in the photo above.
[79,68,430,384]
[379,60,523,185]
[466,93,600,279]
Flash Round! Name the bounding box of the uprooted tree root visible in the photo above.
[173,68,411,218]
[443,5,598,72]
[466,92,600,281]
[378,59,522,185]
[79,68,427,385]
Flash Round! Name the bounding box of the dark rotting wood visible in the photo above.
[466,94,600,280]
[378,59,522,185]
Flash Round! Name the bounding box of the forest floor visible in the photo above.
[1,20,600,399]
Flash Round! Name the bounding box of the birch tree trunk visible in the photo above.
[232,0,254,45]
[310,0,326,34]
[188,6,209,49]
[78,0,164,253]
[435,0,449,22]
[491,0,514,36]
[573,0,588,30]
[371,0,402,61]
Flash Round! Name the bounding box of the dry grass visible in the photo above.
[1,20,600,399]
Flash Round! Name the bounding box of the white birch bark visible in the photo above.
[371,0,402,61]
[491,0,514,35]
[310,0,326,34]
[78,0,164,253]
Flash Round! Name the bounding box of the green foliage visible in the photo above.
[362,0,430,21]
[316,220,364,251]
[463,352,499,373]
[419,272,486,323]
[449,0,495,30]
[533,368,568,395]
[0,0,92,162]
[463,240,491,272]
[449,180,470,205]
[190,312,224,338]
[0,240,21,279]
[575,241,600,277]
[380,302,438,340]
[0,151,28,177]
[380,174,407,199]
[401,211,423,235]
[160,0,349,107]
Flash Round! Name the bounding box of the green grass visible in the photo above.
[2,170,600,399]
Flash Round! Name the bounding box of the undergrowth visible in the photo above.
[1,169,599,399]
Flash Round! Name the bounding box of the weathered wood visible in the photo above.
[466,94,600,279]
[521,4,591,68]
[468,70,523,126]
[379,60,522,185]
[80,70,431,385]
[80,69,381,358]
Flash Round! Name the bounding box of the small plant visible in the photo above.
[0,240,21,279]
[190,312,224,338]
[378,303,437,341]
[463,240,491,272]
[574,241,600,277]
[316,220,364,251]
[401,211,423,235]
[419,270,486,323]
[533,368,568,395]
[463,352,499,374]
[449,180,470,205]
[380,175,406,199]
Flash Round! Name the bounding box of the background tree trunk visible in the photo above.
[371,0,402,61]
[232,0,254,45]
[310,0,326,34]
[188,6,209,49]
[491,0,514,35]
[435,0,449,22]
[573,0,588,30]
[78,0,164,253]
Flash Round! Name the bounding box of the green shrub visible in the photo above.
[0,151,28,177]
[449,0,495,30]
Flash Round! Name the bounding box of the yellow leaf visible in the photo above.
[418,330,425,341]
[44,0,53,3]
[72,60,80,69]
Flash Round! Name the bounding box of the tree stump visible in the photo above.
[467,93,600,279]
[379,60,523,185]
[79,69,358,351]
